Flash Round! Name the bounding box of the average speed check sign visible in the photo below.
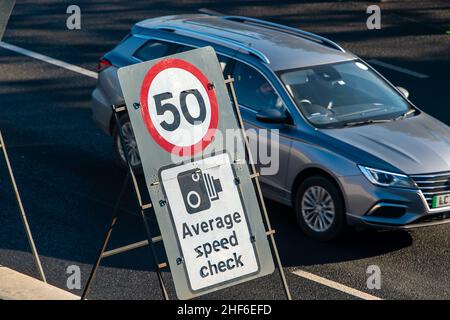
[118,47,274,300]
[160,152,259,291]
[140,58,218,156]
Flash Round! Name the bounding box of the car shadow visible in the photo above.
[3,0,439,278]
[265,199,413,267]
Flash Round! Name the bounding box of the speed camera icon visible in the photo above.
[177,168,223,214]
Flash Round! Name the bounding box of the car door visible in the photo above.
[226,60,293,203]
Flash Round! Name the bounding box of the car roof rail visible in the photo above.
[198,8,224,16]
[223,15,346,52]
[155,25,271,64]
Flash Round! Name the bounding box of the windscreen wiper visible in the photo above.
[343,119,393,127]
[395,109,416,121]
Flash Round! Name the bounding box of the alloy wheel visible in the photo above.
[301,186,336,232]
[117,121,141,167]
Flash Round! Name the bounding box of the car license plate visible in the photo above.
[432,194,450,208]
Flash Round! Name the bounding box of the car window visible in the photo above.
[232,61,283,112]
[133,40,174,61]
[175,45,194,54]
[157,44,229,72]
[279,60,411,127]
[177,45,229,72]
[217,55,229,72]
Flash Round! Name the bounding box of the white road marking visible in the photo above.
[0,40,386,300]
[292,269,383,300]
[0,41,98,79]
[367,59,429,79]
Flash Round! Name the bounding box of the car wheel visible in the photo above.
[294,176,347,241]
[112,114,143,174]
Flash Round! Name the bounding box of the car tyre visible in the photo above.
[294,175,347,241]
[112,113,143,174]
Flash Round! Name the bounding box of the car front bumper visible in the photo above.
[339,174,450,229]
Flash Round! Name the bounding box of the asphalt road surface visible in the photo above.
[0,0,449,300]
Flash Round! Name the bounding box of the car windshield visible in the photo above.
[279,60,412,128]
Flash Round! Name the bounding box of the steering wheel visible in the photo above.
[327,100,334,110]
[299,98,333,117]
[299,99,312,107]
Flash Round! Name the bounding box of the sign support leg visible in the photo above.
[225,76,292,300]
[111,105,169,300]
[82,105,169,300]
[81,172,131,300]
[0,130,46,283]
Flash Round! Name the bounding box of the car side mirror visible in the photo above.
[256,108,288,124]
[397,86,409,99]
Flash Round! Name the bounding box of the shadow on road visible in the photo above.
[1,0,446,279]
[266,200,413,267]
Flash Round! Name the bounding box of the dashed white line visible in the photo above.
[292,269,383,300]
[0,41,98,79]
[368,59,429,79]
[0,40,386,301]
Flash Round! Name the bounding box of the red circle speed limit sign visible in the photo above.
[140,58,219,156]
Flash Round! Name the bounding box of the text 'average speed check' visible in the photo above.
[160,153,259,291]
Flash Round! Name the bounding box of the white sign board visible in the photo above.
[160,153,259,291]
[118,47,274,299]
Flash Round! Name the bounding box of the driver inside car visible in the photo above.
[256,81,284,110]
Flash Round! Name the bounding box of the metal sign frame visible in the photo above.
[225,75,291,299]
[0,0,15,41]
[83,47,291,300]
[81,105,169,300]
[0,131,46,282]
[119,47,278,299]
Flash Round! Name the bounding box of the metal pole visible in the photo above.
[112,105,169,300]
[0,130,47,282]
[226,76,292,300]
[0,0,16,41]
[101,236,162,259]
[81,172,131,300]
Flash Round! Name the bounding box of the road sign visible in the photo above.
[160,152,259,291]
[118,46,274,299]
[140,58,218,156]
[0,0,15,41]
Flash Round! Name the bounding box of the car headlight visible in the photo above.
[358,166,417,189]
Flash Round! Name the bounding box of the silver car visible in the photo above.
[91,14,450,240]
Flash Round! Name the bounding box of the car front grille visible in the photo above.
[410,172,450,209]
